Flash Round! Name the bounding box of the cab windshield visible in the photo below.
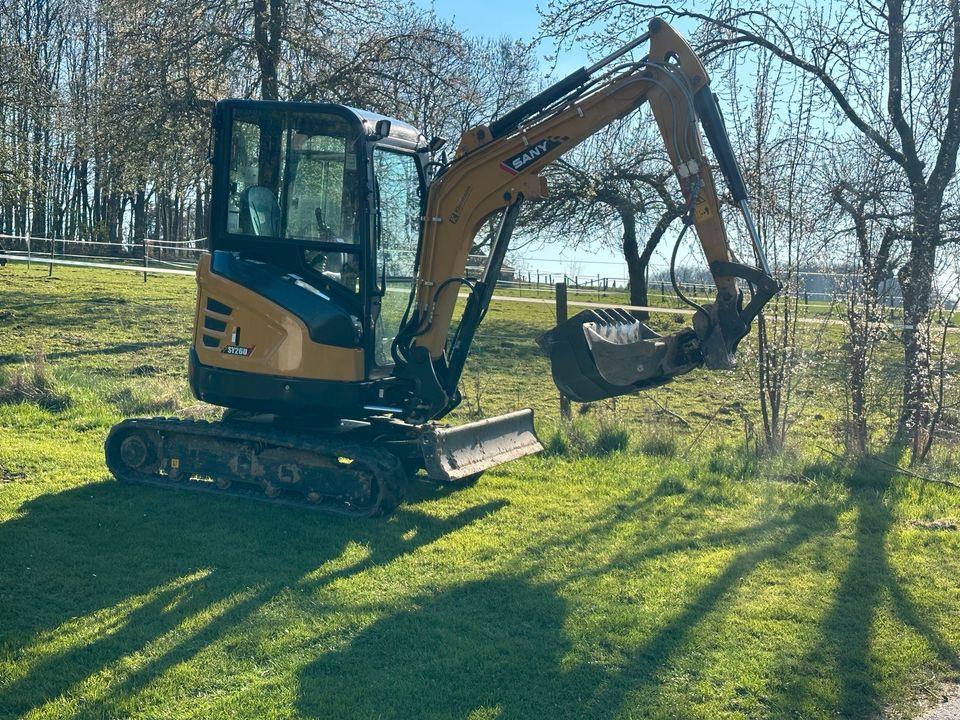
[225,108,360,245]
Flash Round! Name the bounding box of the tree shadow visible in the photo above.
[577,502,842,717]
[1,294,186,333]
[774,446,960,717]
[295,487,842,719]
[0,340,185,366]
[6,444,956,718]
[0,480,505,718]
[77,448,955,719]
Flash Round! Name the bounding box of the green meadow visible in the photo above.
[1,263,958,719]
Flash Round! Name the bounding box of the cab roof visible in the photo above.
[214,98,425,148]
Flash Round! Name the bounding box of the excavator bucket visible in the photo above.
[419,409,543,481]
[538,308,703,403]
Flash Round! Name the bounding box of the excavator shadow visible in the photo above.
[403,474,485,504]
[0,480,506,718]
[294,451,960,719]
[294,501,843,719]
[296,574,602,719]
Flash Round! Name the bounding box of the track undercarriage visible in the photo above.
[104,409,542,517]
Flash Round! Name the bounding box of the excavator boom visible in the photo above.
[395,18,779,416]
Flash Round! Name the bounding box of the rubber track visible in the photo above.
[105,417,405,517]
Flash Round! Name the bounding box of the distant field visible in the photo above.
[1,263,959,720]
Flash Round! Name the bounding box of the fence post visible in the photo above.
[143,237,149,282]
[48,236,54,277]
[556,282,571,420]
[26,232,31,269]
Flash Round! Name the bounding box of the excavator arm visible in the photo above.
[394,18,780,420]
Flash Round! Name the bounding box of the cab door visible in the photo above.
[370,146,424,368]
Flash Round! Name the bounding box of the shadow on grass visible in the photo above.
[774,447,960,717]
[403,476,483,505]
[0,340,184,367]
[293,496,840,719]
[296,447,960,719]
[4,444,958,718]
[290,457,845,720]
[297,575,605,719]
[0,480,505,718]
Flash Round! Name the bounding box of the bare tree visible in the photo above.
[527,122,682,312]
[719,48,835,449]
[540,0,960,460]
[0,0,535,257]
[828,145,906,452]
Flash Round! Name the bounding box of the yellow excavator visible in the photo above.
[104,19,780,516]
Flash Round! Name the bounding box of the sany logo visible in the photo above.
[500,136,565,175]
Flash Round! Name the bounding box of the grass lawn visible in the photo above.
[1,263,959,719]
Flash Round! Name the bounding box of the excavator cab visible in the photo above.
[189,100,430,419]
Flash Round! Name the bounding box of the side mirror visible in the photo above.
[374,119,392,139]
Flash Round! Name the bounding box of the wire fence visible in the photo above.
[0,231,202,280]
[5,242,954,336]
[2,246,958,451]
[0,231,921,307]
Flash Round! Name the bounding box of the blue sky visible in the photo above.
[417,0,598,83]
[417,1,542,42]
[414,1,636,280]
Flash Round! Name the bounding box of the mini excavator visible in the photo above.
[105,19,780,516]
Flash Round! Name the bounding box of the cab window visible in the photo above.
[225,108,362,293]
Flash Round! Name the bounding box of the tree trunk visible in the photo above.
[30,125,47,238]
[898,235,937,457]
[847,298,871,454]
[634,209,680,316]
[133,188,146,245]
[76,158,89,240]
[194,183,206,243]
[616,202,645,309]
[610,197,676,318]
[253,0,282,101]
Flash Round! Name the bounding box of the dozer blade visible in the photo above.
[419,409,543,481]
[537,308,703,402]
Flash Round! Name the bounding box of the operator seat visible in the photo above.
[240,186,281,236]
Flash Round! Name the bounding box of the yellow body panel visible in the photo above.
[193,254,365,382]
